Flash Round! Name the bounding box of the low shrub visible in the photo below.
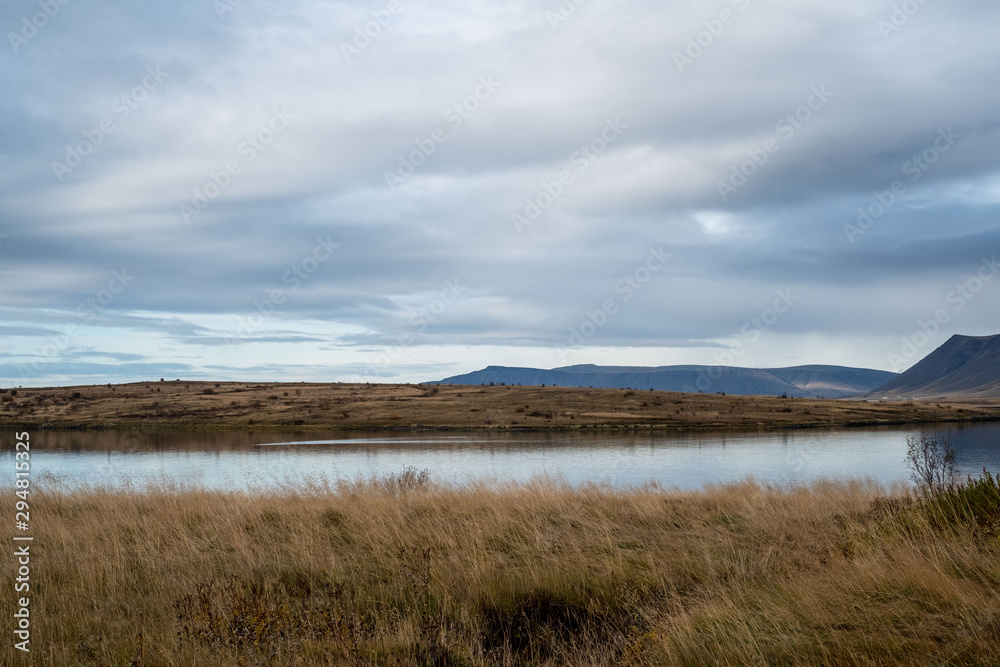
[924,469,1000,536]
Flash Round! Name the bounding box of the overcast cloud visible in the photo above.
[2,0,999,386]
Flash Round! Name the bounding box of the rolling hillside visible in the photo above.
[429,364,898,398]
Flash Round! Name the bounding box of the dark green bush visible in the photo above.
[924,469,1000,536]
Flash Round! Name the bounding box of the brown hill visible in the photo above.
[0,381,993,431]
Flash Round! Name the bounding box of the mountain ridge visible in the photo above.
[870,334,1000,397]
[429,364,898,399]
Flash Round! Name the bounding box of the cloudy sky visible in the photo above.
[2,0,999,387]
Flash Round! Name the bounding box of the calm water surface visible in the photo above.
[3,423,999,491]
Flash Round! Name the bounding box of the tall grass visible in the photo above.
[8,474,1000,665]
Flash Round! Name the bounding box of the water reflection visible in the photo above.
[2,422,998,491]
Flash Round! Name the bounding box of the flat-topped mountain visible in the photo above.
[871,334,1000,398]
[429,364,898,398]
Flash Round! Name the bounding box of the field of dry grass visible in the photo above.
[8,476,1000,665]
[2,381,997,431]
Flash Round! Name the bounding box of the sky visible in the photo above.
[2,0,999,387]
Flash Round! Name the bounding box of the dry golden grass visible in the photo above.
[8,476,1000,665]
[1,381,997,431]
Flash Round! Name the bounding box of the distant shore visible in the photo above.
[2,381,998,432]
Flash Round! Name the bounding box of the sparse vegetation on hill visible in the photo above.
[1,381,997,431]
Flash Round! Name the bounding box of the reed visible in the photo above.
[8,474,1000,665]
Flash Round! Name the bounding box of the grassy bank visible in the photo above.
[2,381,998,431]
[8,475,1000,665]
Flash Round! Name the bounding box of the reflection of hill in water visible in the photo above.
[10,424,1000,492]
[24,429,644,453]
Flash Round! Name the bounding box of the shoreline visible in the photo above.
[5,414,999,434]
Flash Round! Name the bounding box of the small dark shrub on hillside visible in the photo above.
[202,388,214,395]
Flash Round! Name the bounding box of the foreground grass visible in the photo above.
[9,476,1000,665]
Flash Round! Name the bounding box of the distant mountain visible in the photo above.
[870,334,1000,398]
[428,364,898,399]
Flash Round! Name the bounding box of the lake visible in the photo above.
[4,422,1000,491]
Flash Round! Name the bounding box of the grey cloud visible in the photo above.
[3,0,1000,382]
[0,325,58,337]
